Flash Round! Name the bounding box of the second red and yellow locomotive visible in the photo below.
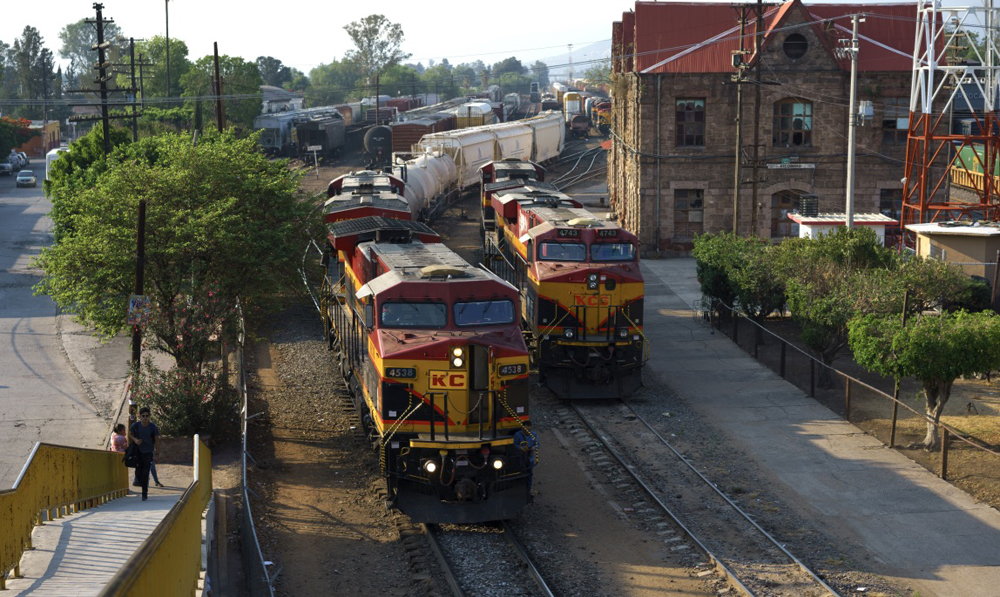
[480,160,647,399]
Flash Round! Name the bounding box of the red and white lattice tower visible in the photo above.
[901,1,1000,245]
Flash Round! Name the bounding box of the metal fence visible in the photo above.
[236,306,275,597]
[706,300,1000,483]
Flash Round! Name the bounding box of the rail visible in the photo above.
[235,298,277,597]
[709,299,1000,480]
[98,435,212,597]
[0,444,129,589]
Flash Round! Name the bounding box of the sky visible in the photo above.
[0,1,639,75]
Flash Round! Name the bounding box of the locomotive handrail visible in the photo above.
[618,309,651,362]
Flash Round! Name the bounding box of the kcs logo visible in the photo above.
[429,371,468,389]
[573,294,611,306]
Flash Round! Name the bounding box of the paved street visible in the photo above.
[0,163,109,486]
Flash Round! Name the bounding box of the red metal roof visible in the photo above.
[625,0,920,74]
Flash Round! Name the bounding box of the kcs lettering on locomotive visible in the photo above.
[429,371,468,389]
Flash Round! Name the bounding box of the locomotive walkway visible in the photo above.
[639,257,1000,597]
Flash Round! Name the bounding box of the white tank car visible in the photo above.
[524,111,565,163]
[417,128,497,190]
[491,123,534,161]
[394,151,459,219]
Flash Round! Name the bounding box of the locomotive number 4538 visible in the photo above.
[498,363,527,377]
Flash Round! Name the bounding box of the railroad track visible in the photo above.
[566,401,842,597]
[422,522,556,597]
[553,146,607,191]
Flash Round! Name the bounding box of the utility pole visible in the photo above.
[837,14,864,229]
[129,38,138,142]
[213,42,225,132]
[91,3,112,155]
[750,0,764,237]
[568,44,574,83]
[732,5,751,234]
[165,0,171,105]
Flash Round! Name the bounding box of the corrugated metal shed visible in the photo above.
[625,0,922,74]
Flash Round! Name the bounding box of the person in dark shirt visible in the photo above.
[129,407,161,501]
[513,420,538,501]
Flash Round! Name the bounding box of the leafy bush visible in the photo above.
[131,360,238,438]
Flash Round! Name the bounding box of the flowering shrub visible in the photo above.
[131,360,237,438]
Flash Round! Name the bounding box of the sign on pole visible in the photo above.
[128,294,150,325]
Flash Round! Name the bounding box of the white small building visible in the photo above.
[787,212,899,245]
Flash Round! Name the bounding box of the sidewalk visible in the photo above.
[641,257,1000,597]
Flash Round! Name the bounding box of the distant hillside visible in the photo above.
[537,39,612,82]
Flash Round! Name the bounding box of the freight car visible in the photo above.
[318,176,534,523]
[529,82,541,104]
[480,162,646,399]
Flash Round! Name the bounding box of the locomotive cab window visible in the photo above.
[539,241,586,261]
[591,243,636,262]
[380,301,447,328]
[454,300,515,326]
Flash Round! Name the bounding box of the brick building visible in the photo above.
[609,1,925,254]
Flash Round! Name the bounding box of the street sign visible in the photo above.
[306,145,323,152]
[766,163,815,169]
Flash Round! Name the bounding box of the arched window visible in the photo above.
[773,99,812,147]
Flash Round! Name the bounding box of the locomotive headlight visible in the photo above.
[423,460,438,474]
[617,327,629,339]
[564,327,575,339]
[492,458,504,470]
[587,273,599,290]
[452,357,464,368]
[451,346,465,368]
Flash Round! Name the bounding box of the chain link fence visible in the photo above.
[705,300,1000,484]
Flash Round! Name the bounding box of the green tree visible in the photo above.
[36,130,316,374]
[12,26,57,119]
[343,14,411,79]
[256,55,292,87]
[308,58,363,105]
[421,64,460,100]
[693,232,784,324]
[45,125,133,240]
[849,310,1000,449]
[285,68,309,92]
[59,18,124,85]
[181,55,263,131]
[583,59,612,86]
[775,227,900,385]
[380,64,421,97]
[492,57,525,78]
[134,36,191,99]
[531,61,550,89]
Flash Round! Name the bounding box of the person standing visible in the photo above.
[513,420,538,501]
[129,407,161,501]
[109,423,128,453]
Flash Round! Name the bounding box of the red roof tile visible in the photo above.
[624,0,921,74]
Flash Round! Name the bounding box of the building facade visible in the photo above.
[609,1,923,254]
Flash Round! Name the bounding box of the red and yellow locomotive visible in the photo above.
[480,160,646,399]
[320,173,533,523]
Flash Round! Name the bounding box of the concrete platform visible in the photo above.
[641,257,1000,597]
[5,465,189,596]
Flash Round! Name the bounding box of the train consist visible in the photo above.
[479,159,647,399]
[318,171,534,523]
[253,106,346,157]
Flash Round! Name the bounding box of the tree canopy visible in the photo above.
[36,130,317,373]
[343,14,411,79]
[181,54,263,131]
[257,56,292,88]
[59,18,124,85]
[849,310,1000,448]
